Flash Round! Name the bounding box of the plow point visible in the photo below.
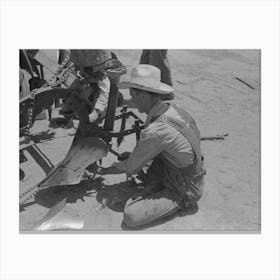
[39,135,107,188]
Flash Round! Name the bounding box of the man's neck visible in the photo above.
[145,98,162,114]
[145,99,170,126]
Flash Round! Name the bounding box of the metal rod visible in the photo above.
[201,133,229,141]
[235,77,255,90]
[127,111,144,124]
[117,105,128,145]
[104,83,119,131]
[22,50,35,78]
[134,120,141,141]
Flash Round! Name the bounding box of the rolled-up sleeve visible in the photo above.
[94,76,110,112]
[113,128,166,175]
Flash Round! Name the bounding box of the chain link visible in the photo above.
[19,185,39,206]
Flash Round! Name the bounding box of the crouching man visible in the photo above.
[96,64,206,229]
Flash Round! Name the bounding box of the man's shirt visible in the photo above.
[113,100,194,175]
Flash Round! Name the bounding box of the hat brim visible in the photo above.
[118,80,174,95]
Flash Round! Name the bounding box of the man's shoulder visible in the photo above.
[142,123,164,136]
[166,103,196,124]
[147,117,176,138]
[151,104,197,132]
[155,104,186,124]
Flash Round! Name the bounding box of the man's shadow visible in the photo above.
[33,177,103,209]
[21,173,198,230]
[32,174,143,212]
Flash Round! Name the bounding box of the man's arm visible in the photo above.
[97,127,166,176]
[89,76,110,122]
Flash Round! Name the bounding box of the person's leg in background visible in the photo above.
[149,50,173,86]
[139,49,150,64]
[139,49,174,100]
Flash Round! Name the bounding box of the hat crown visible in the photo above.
[131,64,161,83]
[118,64,174,95]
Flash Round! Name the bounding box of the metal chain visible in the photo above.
[19,185,39,206]
[23,55,72,139]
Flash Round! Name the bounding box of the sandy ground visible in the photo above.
[19,49,260,232]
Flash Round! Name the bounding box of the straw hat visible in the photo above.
[118,64,174,95]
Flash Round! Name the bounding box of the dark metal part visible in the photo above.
[108,147,130,162]
[107,125,145,139]
[117,105,128,146]
[134,120,141,141]
[108,147,121,158]
[114,111,144,124]
[104,83,119,132]
[117,152,130,161]
[127,111,144,123]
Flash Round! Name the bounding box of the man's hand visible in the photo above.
[86,164,116,176]
[96,166,125,175]
[89,109,100,123]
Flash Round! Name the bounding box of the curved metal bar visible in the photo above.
[22,49,35,78]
